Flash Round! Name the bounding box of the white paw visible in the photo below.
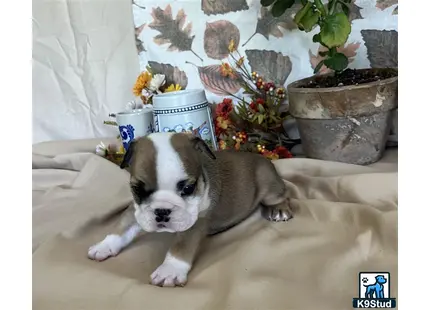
[272,209,292,221]
[88,235,123,261]
[150,254,190,287]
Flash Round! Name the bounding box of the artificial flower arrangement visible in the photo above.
[132,66,182,104]
[96,45,294,164]
[96,65,183,164]
[213,40,293,160]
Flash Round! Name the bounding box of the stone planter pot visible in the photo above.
[287,68,398,165]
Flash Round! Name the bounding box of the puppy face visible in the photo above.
[124,132,213,233]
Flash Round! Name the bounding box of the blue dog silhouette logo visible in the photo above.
[363,275,387,299]
[119,124,135,150]
[352,272,396,308]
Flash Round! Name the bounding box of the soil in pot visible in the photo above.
[287,68,398,165]
[300,68,398,88]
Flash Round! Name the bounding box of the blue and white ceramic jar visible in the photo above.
[115,107,155,150]
[152,89,218,150]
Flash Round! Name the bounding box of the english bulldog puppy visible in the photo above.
[88,132,293,287]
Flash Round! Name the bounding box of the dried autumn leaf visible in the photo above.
[349,0,363,22]
[132,0,145,10]
[309,43,361,75]
[245,49,292,86]
[135,23,146,54]
[376,0,398,10]
[242,5,300,47]
[361,30,398,68]
[147,61,188,89]
[201,0,249,16]
[148,5,203,61]
[204,20,240,60]
[194,64,243,96]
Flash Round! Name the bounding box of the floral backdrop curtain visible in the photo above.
[132,0,397,105]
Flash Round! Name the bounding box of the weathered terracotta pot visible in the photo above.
[287,68,398,165]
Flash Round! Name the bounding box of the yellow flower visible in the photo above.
[216,116,230,129]
[164,84,182,92]
[132,71,152,97]
[220,63,234,78]
[236,56,244,67]
[262,150,279,160]
[219,140,227,150]
[228,39,236,53]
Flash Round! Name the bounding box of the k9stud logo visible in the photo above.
[352,272,396,308]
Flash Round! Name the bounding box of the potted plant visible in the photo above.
[261,0,398,165]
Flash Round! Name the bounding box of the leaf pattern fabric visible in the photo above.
[245,50,292,85]
[204,21,240,60]
[376,0,398,10]
[201,0,249,16]
[132,0,398,104]
[135,24,146,54]
[148,5,203,61]
[361,30,398,68]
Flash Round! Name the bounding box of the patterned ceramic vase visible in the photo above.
[152,89,218,150]
[116,107,155,150]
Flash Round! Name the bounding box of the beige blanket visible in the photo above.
[32,139,398,310]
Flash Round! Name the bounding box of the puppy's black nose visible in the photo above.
[154,208,172,217]
[154,208,171,223]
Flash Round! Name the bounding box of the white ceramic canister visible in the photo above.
[152,89,218,150]
[116,107,155,150]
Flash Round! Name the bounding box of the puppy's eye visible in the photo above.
[181,183,196,196]
[177,180,187,191]
[130,180,152,202]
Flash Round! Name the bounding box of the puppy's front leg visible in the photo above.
[150,218,207,287]
[88,222,144,261]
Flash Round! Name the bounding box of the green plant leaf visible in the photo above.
[318,51,329,57]
[297,7,321,32]
[328,47,337,57]
[258,103,266,113]
[323,52,349,72]
[313,60,325,74]
[320,13,351,48]
[272,0,296,18]
[269,115,279,123]
[260,0,276,6]
[314,0,326,16]
[294,1,312,24]
[257,114,265,124]
[251,114,258,122]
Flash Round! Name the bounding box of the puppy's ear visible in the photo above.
[120,140,137,169]
[190,136,216,160]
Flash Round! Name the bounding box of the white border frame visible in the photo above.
[399,0,429,308]
[0,0,32,308]
[0,0,427,309]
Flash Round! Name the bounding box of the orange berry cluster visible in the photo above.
[251,72,286,99]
